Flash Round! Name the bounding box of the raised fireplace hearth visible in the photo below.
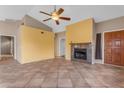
[74,48,87,60]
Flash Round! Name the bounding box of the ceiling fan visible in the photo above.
[39,6,71,25]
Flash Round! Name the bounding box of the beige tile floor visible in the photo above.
[0,58,124,88]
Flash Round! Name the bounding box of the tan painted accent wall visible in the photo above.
[19,25,54,64]
[66,18,94,60]
[95,16,124,64]
[55,31,66,57]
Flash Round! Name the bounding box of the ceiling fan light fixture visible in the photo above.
[51,12,59,20]
[40,6,71,25]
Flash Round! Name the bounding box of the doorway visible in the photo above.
[59,38,65,57]
[0,36,14,60]
[104,30,124,66]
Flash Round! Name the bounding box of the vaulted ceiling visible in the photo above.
[0,5,34,20]
[0,5,124,32]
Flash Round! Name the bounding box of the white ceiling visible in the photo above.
[0,5,34,20]
[0,5,124,32]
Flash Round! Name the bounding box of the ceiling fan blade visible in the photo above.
[55,20,59,25]
[59,17,71,21]
[43,18,52,21]
[56,8,64,15]
[40,11,52,16]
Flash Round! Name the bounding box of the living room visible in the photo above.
[0,5,124,89]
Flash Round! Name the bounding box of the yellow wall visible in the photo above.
[65,18,93,60]
[20,25,54,64]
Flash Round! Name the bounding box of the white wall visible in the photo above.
[15,27,22,63]
[55,31,66,57]
[95,16,124,64]
[0,21,20,35]
[0,20,21,60]
[59,38,66,56]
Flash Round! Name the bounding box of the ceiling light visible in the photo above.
[51,12,59,20]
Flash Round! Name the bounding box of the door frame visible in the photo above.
[103,28,124,64]
[0,34,16,59]
[59,37,66,56]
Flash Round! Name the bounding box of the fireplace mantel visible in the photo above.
[69,42,91,45]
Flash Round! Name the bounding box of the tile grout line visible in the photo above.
[24,72,39,88]
[72,62,92,88]
[66,64,75,88]
[57,62,59,88]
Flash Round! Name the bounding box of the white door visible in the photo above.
[60,38,65,56]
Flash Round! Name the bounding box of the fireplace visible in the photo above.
[70,42,92,63]
[74,48,87,60]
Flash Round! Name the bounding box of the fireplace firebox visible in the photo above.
[74,48,87,60]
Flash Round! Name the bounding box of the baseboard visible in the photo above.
[20,58,55,64]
